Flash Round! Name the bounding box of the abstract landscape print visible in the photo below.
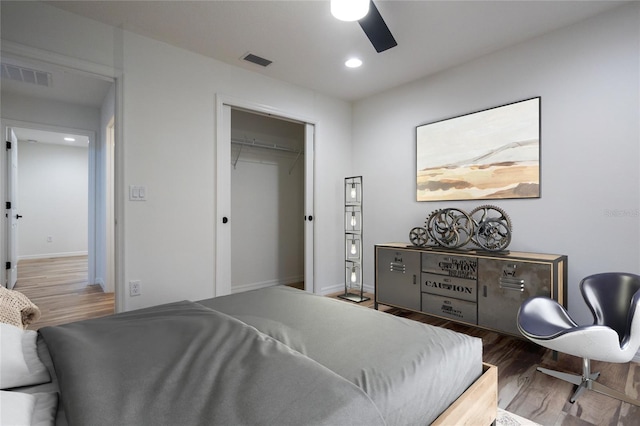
[416,98,540,201]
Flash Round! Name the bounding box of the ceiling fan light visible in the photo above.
[331,0,370,22]
[345,58,363,68]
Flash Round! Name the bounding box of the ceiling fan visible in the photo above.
[331,0,397,53]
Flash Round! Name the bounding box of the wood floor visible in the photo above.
[331,292,640,426]
[13,256,114,330]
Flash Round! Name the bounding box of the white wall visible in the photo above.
[17,141,88,259]
[353,3,640,325]
[1,92,101,132]
[0,1,352,309]
[119,31,352,310]
[230,110,304,291]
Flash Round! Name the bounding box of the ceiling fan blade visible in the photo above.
[358,1,397,53]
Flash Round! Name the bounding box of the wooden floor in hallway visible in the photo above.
[14,255,115,330]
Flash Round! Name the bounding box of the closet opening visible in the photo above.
[229,109,305,293]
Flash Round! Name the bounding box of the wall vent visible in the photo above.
[1,64,51,87]
[242,53,272,67]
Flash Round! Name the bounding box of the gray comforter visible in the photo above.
[39,300,385,426]
[198,287,483,425]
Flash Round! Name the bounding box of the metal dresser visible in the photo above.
[375,243,567,337]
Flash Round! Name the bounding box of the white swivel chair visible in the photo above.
[517,272,640,406]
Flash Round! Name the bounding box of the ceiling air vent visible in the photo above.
[242,53,272,67]
[1,64,51,87]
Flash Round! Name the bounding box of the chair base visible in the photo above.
[537,358,640,407]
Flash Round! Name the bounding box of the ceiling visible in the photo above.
[10,127,90,148]
[43,0,626,102]
[1,55,110,147]
[1,55,114,108]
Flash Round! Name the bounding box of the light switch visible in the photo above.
[129,185,147,201]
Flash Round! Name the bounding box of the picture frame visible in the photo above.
[416,97,541,201]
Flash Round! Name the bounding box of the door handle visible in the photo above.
[15,214,22,219]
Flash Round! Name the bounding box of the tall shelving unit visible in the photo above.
[339,176,369,303]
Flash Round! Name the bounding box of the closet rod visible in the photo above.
[231,138,303,155]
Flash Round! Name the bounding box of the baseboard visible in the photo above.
[231,275,304,294]
[318,283,374,296]
[18,251,88,261]
[233,280,374,296]
[94,278,106,292]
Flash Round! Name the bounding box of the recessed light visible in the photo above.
[345,58,362,68]
[331,0,369,21]
[64,137,76,142]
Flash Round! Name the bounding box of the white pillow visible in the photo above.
[0,390,35,425]
[0,391,57,426]
[0,323,50,389]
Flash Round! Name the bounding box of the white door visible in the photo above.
[215,104,232,296]
[303,123,314,293]
[6,128,19,289]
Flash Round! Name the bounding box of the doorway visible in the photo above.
[4,122,115,326]
[215,96,315,297]
[2,52,117,323]
[12,126,91,279]
[230,109,305,293]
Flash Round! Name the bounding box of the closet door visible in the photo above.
[304,123,314,293]
[215,103,232,296]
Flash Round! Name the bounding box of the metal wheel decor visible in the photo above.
[409,205,513,252]
[469,205,512,252]
[409,227,429,247]
[426,208,473,249]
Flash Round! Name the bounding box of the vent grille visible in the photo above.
[1,64,51,87]
[242,53,272,67]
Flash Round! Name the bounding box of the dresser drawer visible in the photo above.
[421,253,478,280]
[421,293,477,324]
[421,272,477,302]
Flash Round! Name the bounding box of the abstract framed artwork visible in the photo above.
[416,97,541,201]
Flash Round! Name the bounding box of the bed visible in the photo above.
[2,286,497,425]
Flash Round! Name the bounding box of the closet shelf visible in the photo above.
[231,137,304,174]
[231,138,302,154]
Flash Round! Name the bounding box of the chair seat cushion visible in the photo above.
[517,297,578,340]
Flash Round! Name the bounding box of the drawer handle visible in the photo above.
[499,277,524,291]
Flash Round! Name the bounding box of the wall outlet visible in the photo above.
[129,280,141,296]
[47,236,53,243]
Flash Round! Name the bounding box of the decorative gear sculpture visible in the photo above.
[409,204,513,252]
[469,205,512,252]
[409,227,429,247]
[425,208,473,249]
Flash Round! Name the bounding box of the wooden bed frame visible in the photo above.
[433,363,498,426]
